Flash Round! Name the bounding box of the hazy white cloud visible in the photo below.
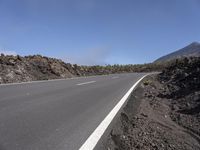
[63,47,112,65]
[0,50,17,56]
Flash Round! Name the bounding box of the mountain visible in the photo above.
[155,42,200,63]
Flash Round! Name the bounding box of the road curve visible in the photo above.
[0,73,146,150]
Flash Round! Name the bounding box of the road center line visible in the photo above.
[112,76,119,79]
[76,81,96,86]
[79,74,148,150]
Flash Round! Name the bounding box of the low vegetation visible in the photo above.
[0,54,166,84]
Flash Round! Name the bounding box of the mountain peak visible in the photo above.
[190,42,200,46]
[155,42,200,63]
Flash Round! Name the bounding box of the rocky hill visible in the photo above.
[155,42,200,63]
[0,54,77,84]
[158,57,200,136]
[105,57,200,150]
[0,54,163,84]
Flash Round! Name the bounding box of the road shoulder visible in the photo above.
[101,74,200,150]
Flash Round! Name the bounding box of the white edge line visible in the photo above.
[76,81,96,86]
[0,74,109,86]
[79,74,149,150]
[0,73,138,86]
[0,73,142,86]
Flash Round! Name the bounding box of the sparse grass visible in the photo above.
[143,80,152,86]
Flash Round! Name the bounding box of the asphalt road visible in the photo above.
[0,73,146,150]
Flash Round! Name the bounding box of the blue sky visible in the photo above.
[0,0,200,65]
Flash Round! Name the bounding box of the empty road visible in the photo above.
[0,73,146,150]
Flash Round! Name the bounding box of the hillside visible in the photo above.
[155,42,200,63]
[0,54,163,84]
[105,57,200,150]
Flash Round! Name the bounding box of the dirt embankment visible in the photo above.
[104,57,200,150]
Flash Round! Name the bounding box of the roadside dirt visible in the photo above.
[104,74,200,150]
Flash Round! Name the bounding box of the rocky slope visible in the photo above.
[0,54,78,84]
[155,42,200,63]
[158,57,200,137]
[0,54,163,84]
[104,57,200,150]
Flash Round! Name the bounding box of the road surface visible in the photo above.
[0,73,146,150]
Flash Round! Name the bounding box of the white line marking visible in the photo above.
[79,74,148,150]
[0,78,69,86]
[112,76,119,79]
[76,81,96,86]
[0,75,103,86]
[0,73,122,86]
